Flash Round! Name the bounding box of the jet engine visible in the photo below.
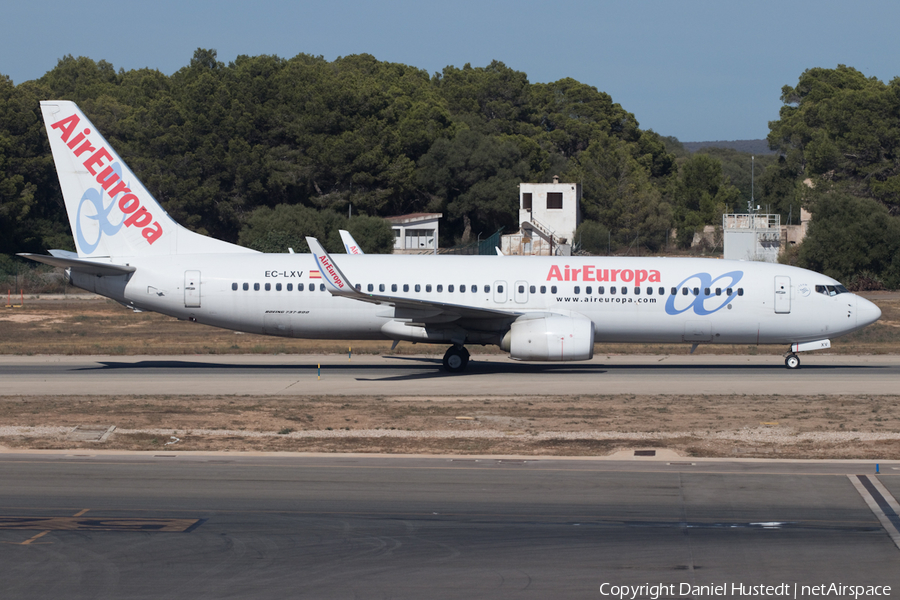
[500,314,595,361]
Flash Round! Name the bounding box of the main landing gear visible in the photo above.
[442,346,470,373]
[784,353,800,369]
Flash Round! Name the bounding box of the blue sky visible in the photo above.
[3,0,897,142]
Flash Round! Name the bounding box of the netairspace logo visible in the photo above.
[599,582,892,599]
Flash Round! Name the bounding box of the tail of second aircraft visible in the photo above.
[41,101,252,259]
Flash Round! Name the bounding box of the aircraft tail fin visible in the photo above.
[40,101,253,259]
[339,230,365,255]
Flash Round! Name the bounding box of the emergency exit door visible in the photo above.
[774,276,790,314]
[185,270,201,308]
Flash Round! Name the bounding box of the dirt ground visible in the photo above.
[1,394,899,460]
[1,294,899,459]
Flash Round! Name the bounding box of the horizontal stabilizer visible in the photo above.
[18,253,136,276]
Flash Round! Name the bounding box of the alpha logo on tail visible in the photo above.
[49,113,163,246]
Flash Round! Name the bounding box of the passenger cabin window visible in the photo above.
[530,285,536,293]
[635,287,640,295]
[497,285,504,293]
[551,286,557,294]
[392,284,398,292]
[232,283,238,291]
[426,284,432,293]
[379,284,385,292]
[621,287,627,295]
[298,283,304,291]
[448,285,454,292]
[682,287,688,295]
[437,285,443,293]
[276,283,282,291]
[254,283,260,291]
[484,285,490,293]
[243,283,249,291]
[415,284,421,292]
[611,286,616,295]
[586,286,592,294]
[574,286,580,294]
[403,284,409,292]
[287,284,293,291]
[320,284,325,291]
[460,285,466,293]
[367,284,374,292]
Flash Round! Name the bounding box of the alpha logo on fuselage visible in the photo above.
[664,271,744,316]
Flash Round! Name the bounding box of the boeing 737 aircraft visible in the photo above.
[21,101,882,372]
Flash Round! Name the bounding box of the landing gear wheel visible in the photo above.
[785,354,800,369]
[443,346,470,373]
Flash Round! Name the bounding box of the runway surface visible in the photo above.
[1,354,898,396]
[1,452,898,599]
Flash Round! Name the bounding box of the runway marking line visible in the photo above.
[2,508,90,545]
[1,504,204,543]
[849,475,900,552]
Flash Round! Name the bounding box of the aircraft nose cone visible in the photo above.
[857,296,882,327]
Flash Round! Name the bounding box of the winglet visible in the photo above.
[339,230,365,255]
[305,237,358,296]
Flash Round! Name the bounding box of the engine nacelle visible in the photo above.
[500,315,595,361]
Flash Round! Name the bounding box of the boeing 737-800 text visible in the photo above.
[20,101,881,372]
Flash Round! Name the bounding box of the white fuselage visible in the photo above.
[70,253,880,347]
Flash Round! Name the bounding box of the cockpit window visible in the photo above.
[816,284,849,296]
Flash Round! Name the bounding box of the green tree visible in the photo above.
[238,204,345,253]
[573,220,611,255]
[345,215,394,254]
[671,154,740,248]
[799,190,900,287]
[417,129,532,243]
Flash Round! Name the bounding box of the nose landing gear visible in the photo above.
[784,353,800,369]
[443,346,470,373]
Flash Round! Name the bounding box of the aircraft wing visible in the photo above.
[18,252,136,276]
[306,237,520,328]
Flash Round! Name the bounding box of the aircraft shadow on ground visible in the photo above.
[76,356,879,383]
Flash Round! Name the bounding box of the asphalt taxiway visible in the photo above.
[1,453,898,599]
[0,354,898,396]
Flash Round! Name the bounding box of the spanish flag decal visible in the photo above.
[309,270,321,279]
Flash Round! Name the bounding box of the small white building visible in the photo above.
[723,213,781,262]
[502,177,581,256]
[386,213,442,253]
